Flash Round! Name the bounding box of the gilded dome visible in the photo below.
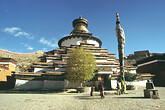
[70,16,90,35]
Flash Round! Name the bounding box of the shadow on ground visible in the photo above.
[77,95,101,100]
[115,96,147,99]
[0,90,63,94]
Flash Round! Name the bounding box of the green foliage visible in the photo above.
[117,72,139,82]
[124,72,138,82]
[66,47,97,83]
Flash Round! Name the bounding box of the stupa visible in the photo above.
[14,16,136,90]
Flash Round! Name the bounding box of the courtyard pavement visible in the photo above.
[0,87,165,110]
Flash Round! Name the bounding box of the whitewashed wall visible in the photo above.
[34,68,55,73]
[61,37,100,47]
[97,65,112,67]
[34,68,43,73]
[62,59,68,62]
[47,59,61,63]
[87,39,99,47]
[111,80,147,89]
[112,68,117,72]
[126,80,147,87]
[92,53,101,55]
[55,68,65,72]
[15,79,65,90]
[61,37,82,46]
[54,53,61,55]
[96,59,108,62]
[15,79,43,90]
[98,71,113,74]
[125,69,136,74]
[111,80,118,89]
[108,61,115,64]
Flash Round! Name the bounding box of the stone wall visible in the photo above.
[64,80,94,89]
[15,79,64,90]
[15,79,43,90]
[43,80,64,90]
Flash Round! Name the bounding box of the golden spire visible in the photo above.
[79,15,82,19]
[70,16,89,35]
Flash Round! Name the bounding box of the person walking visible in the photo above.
[117,81,121,95]
[98,82,102,92]
[90,85,94,96]
[100,85,105,99]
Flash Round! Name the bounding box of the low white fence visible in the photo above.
[111,80,147,89]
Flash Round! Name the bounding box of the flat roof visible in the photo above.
[136,54,165,65]
[0,58,17,65]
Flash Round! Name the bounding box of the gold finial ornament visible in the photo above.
[70,16,89,34]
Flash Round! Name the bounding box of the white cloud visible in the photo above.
[2,27,34,39]
[39,37,58,48]
[15,31,28,37]
[42,48,48,52]
[21,42,34,50]
[3,27,21,34]
[27,46,33,50]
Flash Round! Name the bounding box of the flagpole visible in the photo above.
[115,13,126,93]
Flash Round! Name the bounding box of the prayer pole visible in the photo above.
[115,13,126,93]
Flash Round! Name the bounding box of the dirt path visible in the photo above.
[0,87,165,110]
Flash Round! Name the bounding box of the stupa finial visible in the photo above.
[116,13,120,24]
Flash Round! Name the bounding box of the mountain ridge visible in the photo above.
[0,49,44,73]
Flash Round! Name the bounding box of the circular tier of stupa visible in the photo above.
[58,16,102,48]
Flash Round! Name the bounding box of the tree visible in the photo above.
[66,47,97,87]
[117,72,140,82]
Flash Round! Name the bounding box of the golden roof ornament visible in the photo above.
[70,16,89,35]
[79,16,82,19]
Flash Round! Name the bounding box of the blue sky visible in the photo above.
[0,0,165,57]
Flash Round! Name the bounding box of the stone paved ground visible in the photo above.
[0,87,165,110]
